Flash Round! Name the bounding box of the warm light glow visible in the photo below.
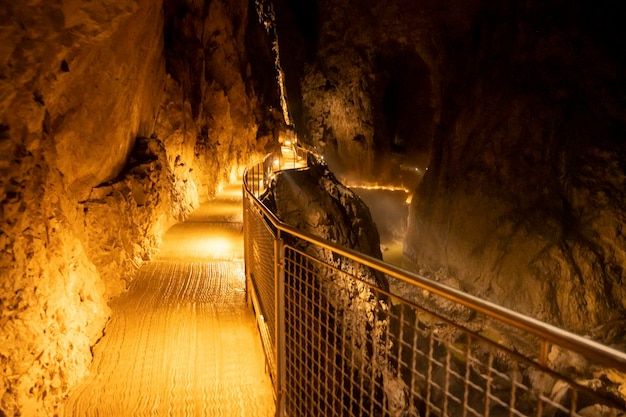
[158,227,245,261]
[201,236,234,258]
[219,185,242,200]
[278,144,307,170]
[344,183,411,193]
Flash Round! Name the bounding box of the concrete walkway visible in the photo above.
[65,184,275,416]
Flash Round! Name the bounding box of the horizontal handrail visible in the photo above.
[243,152,626,374]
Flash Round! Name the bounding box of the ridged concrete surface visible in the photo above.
[65,184,275,416]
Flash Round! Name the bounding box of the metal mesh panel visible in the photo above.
[245,199,277,382]
[282,244,626,417]
[283,246,391,416]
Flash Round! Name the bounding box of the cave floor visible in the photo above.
[64,183,275,416]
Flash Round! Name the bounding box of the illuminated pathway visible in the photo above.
[65,184,275,416]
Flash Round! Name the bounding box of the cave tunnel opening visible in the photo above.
[371,42,435,189]
[377,45,433,161]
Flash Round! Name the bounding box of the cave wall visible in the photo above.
[0,0,279,415]
[275,0,626,336]
[404,1,626,335]
[275,0,470,182]
[159,0,280,201]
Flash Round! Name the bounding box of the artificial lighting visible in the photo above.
[344,183,410,193]
[201,236,233,258]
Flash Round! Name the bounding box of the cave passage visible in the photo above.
[64,184,275,416]
[350,186,415,269]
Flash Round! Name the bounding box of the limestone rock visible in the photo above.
[263,156,383,261]
[1,0,281,415]
[79,136,197,299]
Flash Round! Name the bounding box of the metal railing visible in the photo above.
[243,151,626,417]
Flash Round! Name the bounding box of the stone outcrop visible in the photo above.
[275,0,442,183]
[78,136,197,299]
[262,156,383,260]
[274,0,626,338]
[160,0,282,200]
[0,0,281,415]
[261,157,412,413]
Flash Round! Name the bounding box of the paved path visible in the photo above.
[65,184,275,416]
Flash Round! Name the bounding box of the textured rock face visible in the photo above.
[403,2,626,335]
[275,0,454,182]
[1,0,279,415]
[160,0,281,200]
[263,158,383,260]
[262,158,404,411]
[2,1,160,414]
[275,0,626,336]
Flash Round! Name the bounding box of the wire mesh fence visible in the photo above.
[280,244,626,417]
[243,153,626,417]
[244,195,279,387]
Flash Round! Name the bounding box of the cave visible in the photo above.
[374,41,434,177]
[2,0,626,415]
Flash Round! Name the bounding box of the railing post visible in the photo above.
[274,231,286,416]
[242,186,252,309]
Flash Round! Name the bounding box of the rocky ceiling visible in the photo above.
[1,0,625,415]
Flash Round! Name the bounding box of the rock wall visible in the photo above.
[274,0,626,337]
[404,1,626,336]
[0,0,280,415]
[160,0,281,201]
[275,0,453,182]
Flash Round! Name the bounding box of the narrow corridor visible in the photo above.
[65,184,275,416]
